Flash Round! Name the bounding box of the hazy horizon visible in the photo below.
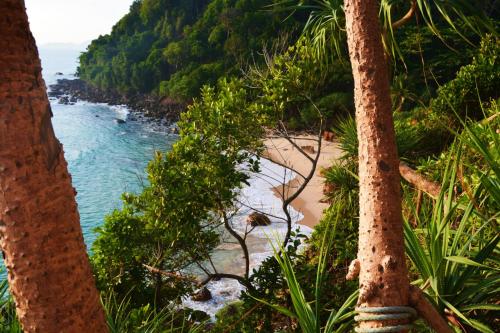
[25,0,135,46]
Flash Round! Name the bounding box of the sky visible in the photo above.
[25,0,136,46]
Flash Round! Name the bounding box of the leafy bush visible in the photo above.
[255,216,358,333]
[92,79,268,306]
[431,35,499,120]
[102,290,206,333]
[247,38,353,130]
[404,117,500,332]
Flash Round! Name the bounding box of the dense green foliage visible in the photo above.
[91,78,269,306]
[431,35,500,120]
[0,1,493,332]
[78,0,307,101]
[82,1,499,328]
[257,219,358,333]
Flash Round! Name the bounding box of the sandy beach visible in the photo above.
[263,135,343,228]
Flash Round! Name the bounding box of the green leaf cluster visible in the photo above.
[91,78,269,306]
[431,35,500,120]
[404,116,500,332]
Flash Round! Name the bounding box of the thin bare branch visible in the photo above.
[221,207,250,280]
[235,199,288,223]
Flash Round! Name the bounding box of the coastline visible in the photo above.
[263,135,342,228]
[48,78,184,125]
[49,77,335,230]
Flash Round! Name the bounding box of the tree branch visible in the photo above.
[221,207,250,280]
[142,264,195,281]
[409,285,453,333]
[392,0,418,30]
[259,154,308,179]
[277,121,316,163]
[399,162,441,198]
[236,198,288,223]
[281,118,323,248]
[201,273,254,291]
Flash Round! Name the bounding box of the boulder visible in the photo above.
[246,212,271,227]
[189,309,210,322]
[191,287,212,302]
[58,96,69,105]
[115,118,126,124]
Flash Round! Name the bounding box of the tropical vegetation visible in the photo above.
[0,0,499,332]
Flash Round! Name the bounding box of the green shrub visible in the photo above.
[431,35,499,120]
[102,290,207,333]
[92,79,268,307]
[254,215,358,333]
[404,114,500,332]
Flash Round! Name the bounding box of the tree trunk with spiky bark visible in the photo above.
[0,1,108,332]
[344,0,410,331]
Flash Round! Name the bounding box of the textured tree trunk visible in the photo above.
[0,1,108,332]
[344,0,410,331]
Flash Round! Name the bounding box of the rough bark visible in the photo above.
[344,0,410,330]
[0,1,108,332]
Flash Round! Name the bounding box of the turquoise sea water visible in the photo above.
[40,45,176,246]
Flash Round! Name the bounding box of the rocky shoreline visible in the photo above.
[48,78,185,125]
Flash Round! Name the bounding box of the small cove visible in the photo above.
[35,46,311,316]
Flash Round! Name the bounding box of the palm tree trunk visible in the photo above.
[344,0,410,331]
[0,1,108,332]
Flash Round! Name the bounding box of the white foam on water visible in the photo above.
[109,105,130,120]
[182,279,245,318]
[182,158,313,318]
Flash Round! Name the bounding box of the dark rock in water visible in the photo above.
[58,96,70,105]
[128,116,137,121]
[48,78,185,124]
[115,118,126,124]
[189,310,210,322]
[191,287,212,302]
[55,72,63,76]
[69,96,78,103]
[246,212,271,227]
[95,115,100,117]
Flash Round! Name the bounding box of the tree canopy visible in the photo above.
[78,0,307,101]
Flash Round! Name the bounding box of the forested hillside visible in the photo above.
[2,0,498,331]
[78,0,306,101]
